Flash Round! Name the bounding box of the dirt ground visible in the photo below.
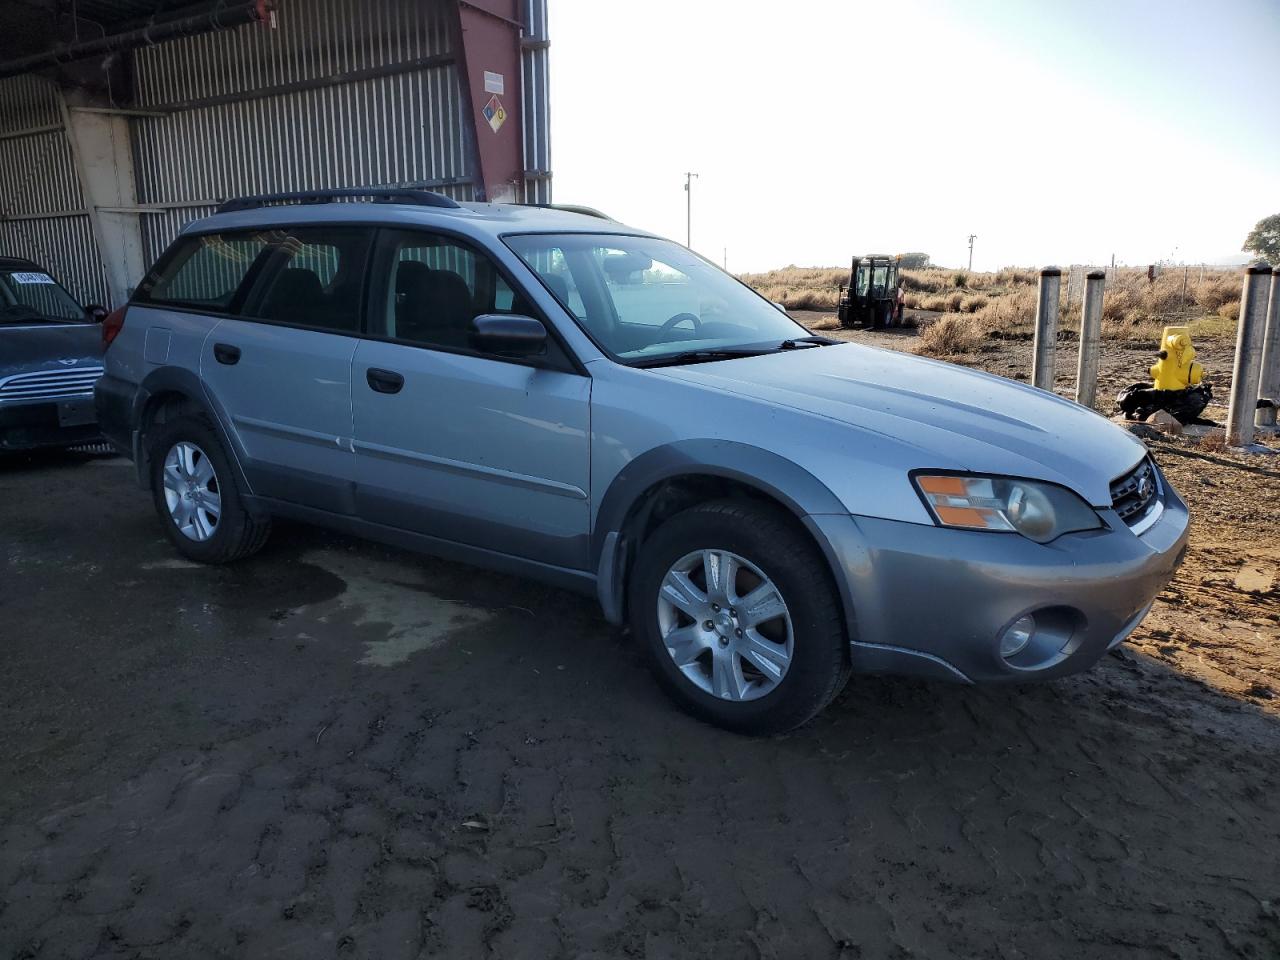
[2,327,1279,959]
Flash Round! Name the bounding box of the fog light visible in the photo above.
[1000,615,1035,659]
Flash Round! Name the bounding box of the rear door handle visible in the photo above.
[366,367,405,394]
[213,343,241,365]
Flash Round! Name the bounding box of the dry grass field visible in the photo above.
[740,264,1244,359]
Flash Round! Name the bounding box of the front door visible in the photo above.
[350,230,591,570]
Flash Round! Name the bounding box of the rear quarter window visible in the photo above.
[135,233,268,311]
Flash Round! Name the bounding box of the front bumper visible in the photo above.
[808,482,1190,684]
[0,398,101,451]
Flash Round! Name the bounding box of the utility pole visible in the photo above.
[684,172,699,248]
[967,233,977,271]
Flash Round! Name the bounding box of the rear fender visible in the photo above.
[133,365,261,515]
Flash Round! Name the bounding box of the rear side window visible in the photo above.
[240,227,373,333]
[136,234,268,311]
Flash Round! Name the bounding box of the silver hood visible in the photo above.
[653,342,1147,507]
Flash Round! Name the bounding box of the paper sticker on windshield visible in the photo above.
[11,272,54,284]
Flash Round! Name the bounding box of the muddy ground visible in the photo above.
[2,327,1279,959]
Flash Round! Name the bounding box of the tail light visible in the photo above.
[102,306,126,348]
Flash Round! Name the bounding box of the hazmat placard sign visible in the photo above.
[482,94,506,133]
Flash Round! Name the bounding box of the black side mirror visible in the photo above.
[469,313,547,357]
[85,304,108,323]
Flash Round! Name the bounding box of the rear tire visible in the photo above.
[628,499,850,735]
[147,415,270,564]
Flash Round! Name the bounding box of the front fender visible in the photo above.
[591,439,859,632]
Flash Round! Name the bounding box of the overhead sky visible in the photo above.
[547,0,1280,273]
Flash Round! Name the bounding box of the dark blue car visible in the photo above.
[0,257,107,451]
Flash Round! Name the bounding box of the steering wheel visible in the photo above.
[659,312,702,335]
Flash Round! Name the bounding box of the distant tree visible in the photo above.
[898,252,931,269]
[1243,214,1280,265]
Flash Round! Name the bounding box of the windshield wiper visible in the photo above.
[778,335,837,349]
[634,336,841,368]
[631,348,775,369]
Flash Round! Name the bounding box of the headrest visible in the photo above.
[543,273,569,303]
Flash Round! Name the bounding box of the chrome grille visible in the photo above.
[0,366,104,403]
[1110,458,1159,525]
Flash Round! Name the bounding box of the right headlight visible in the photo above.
[912,473,1102,543]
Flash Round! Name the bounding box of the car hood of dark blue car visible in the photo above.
[0,322,104,379]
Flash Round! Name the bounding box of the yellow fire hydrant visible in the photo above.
[1118,325,1211,423]
[1150,326,1203,391]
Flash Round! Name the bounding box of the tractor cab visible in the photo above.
[837,254,900,329]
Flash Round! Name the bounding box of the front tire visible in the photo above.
[147,415,270,564]
[628,500,850,734]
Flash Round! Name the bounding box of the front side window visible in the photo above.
[375,231,532,351]
[505,234,811,363]
[241,227,372,332]
[0,269,84,323]
[138,233,268,311]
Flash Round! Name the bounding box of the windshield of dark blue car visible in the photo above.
[0,270,86,324]
[504,233,814,364]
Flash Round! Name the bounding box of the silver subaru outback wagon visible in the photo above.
[95,188,1189,734]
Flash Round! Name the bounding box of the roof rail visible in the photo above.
[216,187,461,214]
[525,203,613,221]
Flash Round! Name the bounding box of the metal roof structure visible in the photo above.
[0,1,264,68]
[0,0,552,307]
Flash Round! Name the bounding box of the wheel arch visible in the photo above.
[132,366,255,508]
[592,440,857,634]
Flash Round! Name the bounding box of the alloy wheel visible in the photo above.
[162,441,221,542]
[655,549,794,701]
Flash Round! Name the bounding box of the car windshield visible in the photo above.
[505,234,812,363]
[0,269,85,324]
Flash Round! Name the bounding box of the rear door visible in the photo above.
[191,225,373,513]
[350,229,591,570]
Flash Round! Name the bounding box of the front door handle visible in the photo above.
[366,367,405,394]
[213,343,241,365]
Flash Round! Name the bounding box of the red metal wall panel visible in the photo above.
[453,0,524,201]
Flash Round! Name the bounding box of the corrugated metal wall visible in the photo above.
[0,75,110,305]
[130,0,475,271]
[522,0,551,205]
[0,0,551,308]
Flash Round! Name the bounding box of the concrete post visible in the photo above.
[1031,266,1062,392]
[1256,269,1280,429]
[1225,263,1273,448]
[58,90,147,308]
[1075,270,1106,408]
